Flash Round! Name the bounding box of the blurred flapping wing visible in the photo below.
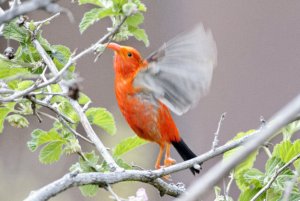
[134,24,217,115]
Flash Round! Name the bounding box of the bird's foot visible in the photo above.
[164,157,176,167]
[155,164,172,181]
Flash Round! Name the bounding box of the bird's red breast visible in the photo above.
[110,45,180,145]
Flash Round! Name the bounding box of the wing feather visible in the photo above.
[134,24,217,115]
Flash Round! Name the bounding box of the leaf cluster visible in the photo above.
[218,124,300,201]
[79,0,149,46]
[0,3,150,197]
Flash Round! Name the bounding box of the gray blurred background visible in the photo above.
[0,1,300,200]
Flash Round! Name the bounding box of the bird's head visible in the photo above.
[107,43,146,79]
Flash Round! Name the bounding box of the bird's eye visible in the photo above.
[127,52,132,57]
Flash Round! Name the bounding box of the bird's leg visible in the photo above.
[155,144,165,169]
[164,143,176,167]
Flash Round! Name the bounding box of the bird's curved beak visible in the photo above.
[106,43,121,53]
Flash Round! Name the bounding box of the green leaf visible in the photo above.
[126,13,144,27]
[79,8,115,33]
[132,0,147,12]
[37,34,53,52]
[28,20,36,32]
[79,9,100,33]
[51,45,75,72]
[15,45,43,73]
[214,186,224,201]
[27,128,64,151]
[0,66,30,79]
[6,114,29,128]
[17,101,33,115]
[115,158,132,169]
[27,129,47,151]
[128,26,149,47]
[79,185,99,197]
[214,186,233,201]
[122,2,137,16]
[0,102,16,133]
[287,193,300,201]
[50,84,68,103]
[64,137,81,154]
[58,101,80,123]
[265,157,285,175]
[70,151,101,173]
[242,168,264,188]
[113,135,147,157]
[281,120,300,140]
[17,80,34,90]
[0,55,30,79]
[39,141,64,164]
[78,92,91,105]
[78,0,106,7]
[266,189,281,201]
[79,151,100,171]
[239,188,265,201]
[136,2,146,12]
[273,140,300,168]
[51,84,63,93]
[265,157,294,192]
[2,20,29,43]
[0,108,11,133]
[86,107,116,135]
[224,130,259,190]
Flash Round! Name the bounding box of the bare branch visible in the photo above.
[24,170,184,201]
[0,0,57,26]
[212,112,226,151]
[23,131,256,201]
[175,93,300,201]
[250,153,300,201]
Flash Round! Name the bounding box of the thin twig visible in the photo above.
[27,95,75,124]
[34,12,60,28]
[37,111,56,121]
[250,153,300,201]
[212,112,226,150]
[262,145,272,158]
[31,92,68,97]
[107,185,122,201]
[58,116,94,145]
[73,16,127,62]
[82,100,91,112]
[225,171,234,200]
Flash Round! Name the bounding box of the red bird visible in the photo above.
[107,25,217,174]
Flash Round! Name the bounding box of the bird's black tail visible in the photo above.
[172,139,201,175]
